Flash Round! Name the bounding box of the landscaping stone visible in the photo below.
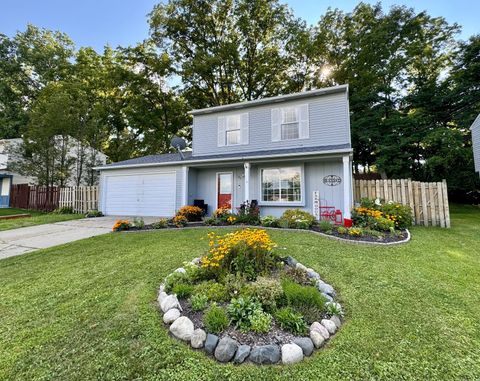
[317,282,335,296]
[169,316,194,341]
[310,322,330,339]
[285,256,297,267]
[331,315,342,328]
[159,284,165,293]
[322,292,334,302]
[233,344,251,364]
[174,267,186,273]
[293,337,314,356]
[158,291,168,305]
[296,262,307,272]
[306,268,320,279]
[310,330,325,348]
[249,345,281,365]
[191,328,207,349]
[321,319,337,334]
[161,294,181,313]
[192,257,201,265]
[205,334,219,354]
[214,336,238,363]
[281,343,304,364]
[163,308,180,324]
[325,301,343,314]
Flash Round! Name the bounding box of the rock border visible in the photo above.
[157,256,343,365]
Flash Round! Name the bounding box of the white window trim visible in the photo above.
[272,104,309,142]
[258,164,305,206]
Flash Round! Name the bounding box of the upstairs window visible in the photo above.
[218,113,249,147]
[271,104,309,142]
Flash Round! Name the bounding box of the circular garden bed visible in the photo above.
[157,229,343,365]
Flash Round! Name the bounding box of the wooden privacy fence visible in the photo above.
[353,179,450,227]
[10,184,99,213]
[59,186,99,213]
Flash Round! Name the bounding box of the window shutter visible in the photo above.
[298,104,309,139]
[218,116,226,147]
[271,108,281,142]
[240,113,249,145]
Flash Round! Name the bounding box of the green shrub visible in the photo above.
[203,303,229,334]
[194,281,229,302]
[282,279,326,312]
[235,201,260,225]
[85,210,103,218]
[380,202,413,229]
[282,267,313,286]
[325,302,344,317]
[375,216,395,231]
[203,216,222,226]
[295,304,324,324]
[176,205,204,222]
[133,217,145,229]
[336,226,348,234]
[363,228,385,238]
[348,227,363,236]
[260,215,279,227]
[241,277,283,311]
[227,296,262,330]
[190,293,209,311]
[52,206,74,214]
[274,307,308,335]
[279,209,316,229]
[172,283,194,299]
[164,272,188,293]
[318,220,333,232]
[222,274,246,297]
[152,218,168,229]
[249,310,272,333]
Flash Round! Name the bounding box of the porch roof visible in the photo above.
[96,144,352,171]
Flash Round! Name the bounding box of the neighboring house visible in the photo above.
[471,114,480,176]
[96,85,353,219]
[0,138,107,208]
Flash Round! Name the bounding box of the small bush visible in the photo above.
[295,304,324,324]
[203,216,222,226]
[282,267,313,286]
[176,205,204,221]
[172,283,194,299]
[226,215,237,225]
[381,202,413,229]
[260,215,278,227]
[274,307,308,335]
[279,209,316,229]
[336,226,348,234]
[375,216,395,231]
[112,219,131,232]
[325,302,344,317]
[164,271,188,293]
[348,227,363,236]
[363,228,385,238]
[85,210,103,218]
[52,206,74,214]
[249,310,272,333]
[213,207,230,219]
[227,296,262,330]
[318,220,333,232]
[172,215,188,227]
[235,201,260,225]
[152,218,168,229]
[203,303,229,334]
[190,294,209,311]
[241,277,283,311]
[133,217,145,229]
[282,279,326,311]
[222,273,246,297]
[194,281,229,302]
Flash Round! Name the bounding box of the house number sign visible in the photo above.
[323,175,342,186]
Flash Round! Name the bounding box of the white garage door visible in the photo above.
[104,172,176,216]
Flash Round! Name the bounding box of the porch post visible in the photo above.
[342,155,352,219]
[244,162,250,202]
[182,165,189,206]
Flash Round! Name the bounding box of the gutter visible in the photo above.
[94,148,353,171]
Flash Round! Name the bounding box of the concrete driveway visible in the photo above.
[0,217,157,260]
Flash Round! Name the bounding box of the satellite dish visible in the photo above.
[171,136,186,159]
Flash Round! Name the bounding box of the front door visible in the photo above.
[217,172,233,210]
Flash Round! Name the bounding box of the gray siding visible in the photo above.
[472,115,480,174]
[192,92,350,157]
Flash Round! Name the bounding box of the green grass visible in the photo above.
[0,209,83,231]
[0,204,479,380]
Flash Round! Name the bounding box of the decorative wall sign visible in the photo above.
[313,191,320,220]
[323,175,342,186]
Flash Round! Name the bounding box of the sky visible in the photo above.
[0,0,478,52]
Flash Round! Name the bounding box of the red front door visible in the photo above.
[217,172,233,210]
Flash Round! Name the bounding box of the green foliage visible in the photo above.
[274,307,308,335]
[203,217,222,226]
[172,283,194,299]
[241,277,283,311]
[282,267,314,286]
[348,227,363,237]
[260,215,279,227]
[336,226,348,235]
[282,279,326,312]
[52,206,74,214]
[279,209,316,229]
[362,229,385,239]
[375,216,395,232]
[227,297,262,330]
[164,272,188,293]
[248,310,272,333]
[189,294,209,311]
[235,201,260,225]
[318,220,334,233]
[133,217,145,229]
[325,302,344,317]
[151,218,168,229]
[194,281,229,303]
[84,210,103,218]
[203,303,229,334]
[380,202,413,229]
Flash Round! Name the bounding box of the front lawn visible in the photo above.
[0,209,83,231]
[0,205,479,380]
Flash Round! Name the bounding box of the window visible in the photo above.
[226,130,240,145]
[261,166,302,203]
[226,115,240,145]
[281,107,299,140]
[218,113,248,146]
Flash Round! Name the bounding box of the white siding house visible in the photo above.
[471,114,480,175]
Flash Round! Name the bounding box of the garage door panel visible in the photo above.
[104,172,176,216]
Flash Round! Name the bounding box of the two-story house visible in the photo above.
[471,114,480,176]
[96,84,353,219]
